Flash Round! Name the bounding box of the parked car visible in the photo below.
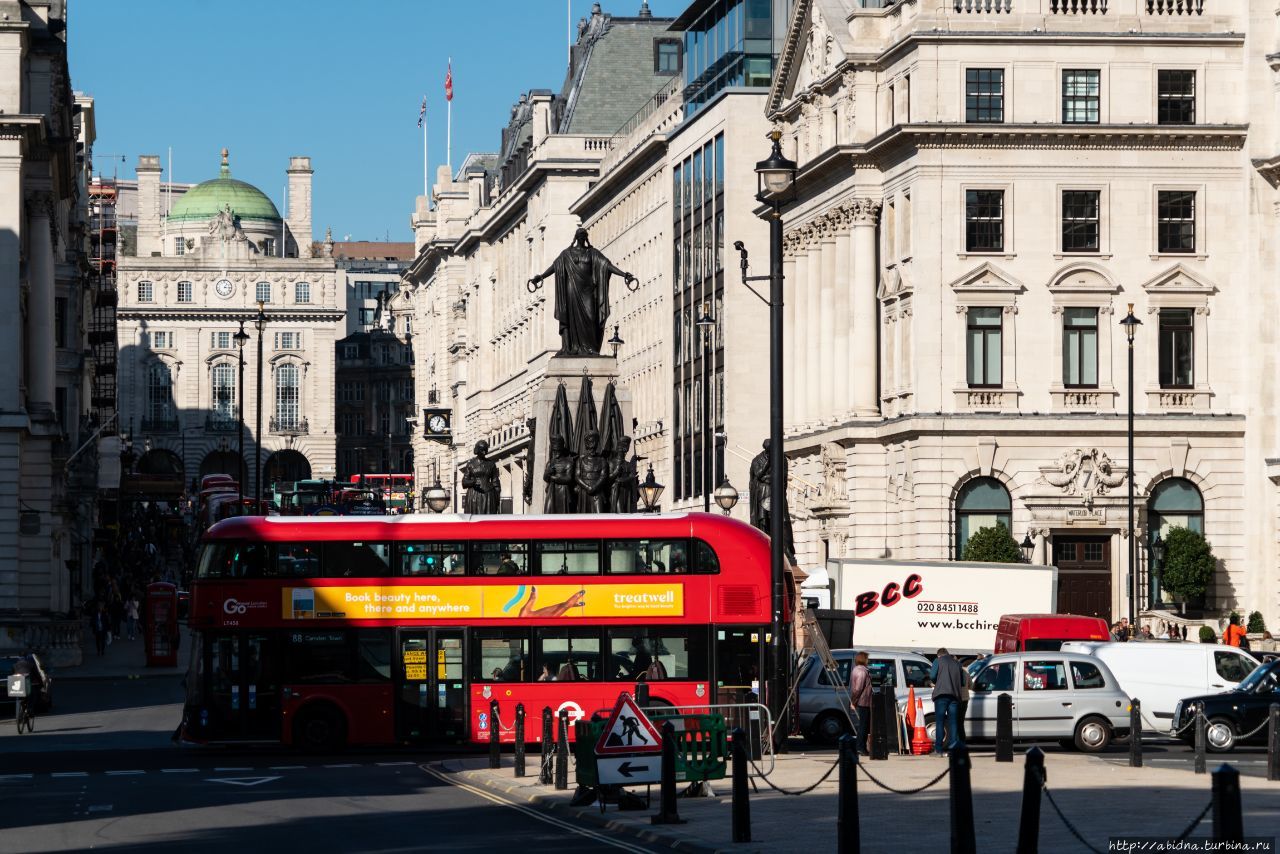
[994,614,1111,654]
[1060,641,1257,733]
[1172,659,1280,752]
[797,648,934,744]
[966,651,1131,752]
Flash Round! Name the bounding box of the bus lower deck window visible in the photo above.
[473,630,530,682]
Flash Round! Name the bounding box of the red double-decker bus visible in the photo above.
[182,512,781,750]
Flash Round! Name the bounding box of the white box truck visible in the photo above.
[802,558,1058,655]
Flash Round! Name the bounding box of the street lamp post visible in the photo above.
[233,320,250,488]
[638,464,665,513]
[1148,529,1166,607]
[254,301,266,513]
[1120,303,1142,629]
[696,304,715,513]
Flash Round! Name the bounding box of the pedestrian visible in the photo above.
[929,648,966,756]
[92,601,109,656]
[847,651,872,756]
[125,595,140,641]
[1223,614,1246,648]
[1140,625,1153,640]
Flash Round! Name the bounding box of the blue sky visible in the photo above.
[70,0,687,243]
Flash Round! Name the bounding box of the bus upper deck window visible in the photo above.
[468,542,530,576]
[605,539,689,574]
[693,539,720,574]
[535,541,600,575]
[400,543,465,576]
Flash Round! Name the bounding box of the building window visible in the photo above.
[1157,70,1195,125]
[138,281,154,303]
[211,362,236,422]
[1148,477,1204,538]
[55,297,67,348]
[965,307,1002,388]
[211,331,232,350]
[655,38,682,74]
[174,236,185,256]
[275,331,299,350]
[965,69,1004,123]
[1061,190,1100,252]
[275,363,300,428]
[262,237,276,256]
[1062,307,1099,388]
[342,344,359,359]
[403,316,412,334]
[256,282,272,303]
[177,281,193,303]
[954,477,1012,560]
[965,190,1004,252]
[400,379,413,401]
[295,282,311,304]
[1062,70,1100,124]
[152,331,171,349]
[1158,308,1194,389]
[1157,191,1195,254]
[147,362,174,423]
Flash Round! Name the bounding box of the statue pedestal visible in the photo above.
[529,355,632,513]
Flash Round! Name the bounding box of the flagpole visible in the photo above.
[446,57,452,174]
[423,100,429,199]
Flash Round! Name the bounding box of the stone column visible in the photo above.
[782,235,799,426]
[805,225,822,425]
[817,218,838,425]
[848,199,881,418]
[26,196,56,418]
[789,236,809,426]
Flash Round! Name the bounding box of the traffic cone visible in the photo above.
[910,697,932,755]
[905,687,917,729]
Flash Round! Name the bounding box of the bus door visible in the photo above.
[714,626,767,750]
[396,629,465,742]
[206,633,282,740]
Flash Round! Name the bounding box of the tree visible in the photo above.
[1160,526,1216,603]
[1247,611,1267,634]
[1198,625,1217,644]
[962,524,1022,563]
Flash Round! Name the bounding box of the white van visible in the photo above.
[1059,641,1258,733]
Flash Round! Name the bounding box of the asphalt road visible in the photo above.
[0,679,667,853]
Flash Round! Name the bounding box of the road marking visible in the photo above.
[52,772,89,778]
[269,765,306,770]
[376,761,413,767]
[324,763,359,768]
[207,776,282,787]
[419,764,655,854]
[87,805,113,813]
[161,768,198,773]
[105,770,145,776]
[214,767,253,772]
[0,774,33,781]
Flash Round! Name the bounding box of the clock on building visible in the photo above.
[214,278,235,299]
[423,408,451,438]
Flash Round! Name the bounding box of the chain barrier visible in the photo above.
[746,756,839,796]
[857,763,951,795]
[1173,798,1214,840]
[489,707,516,734]
[1160,709,1271,742]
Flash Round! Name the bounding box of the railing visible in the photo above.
[1157,390,1196,408]
[5,619,85,667]
[966,390,1010,409]
[1063,391,1100,407]
[1147,0,1202,12]
[582,137,613,152]
[141,417,179,433]
[205,415,239,433]
[1050,0,1107,11]
[611,76,683,143]
[269,416,309,435]
[953,0,1012,11]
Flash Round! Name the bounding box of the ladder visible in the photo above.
[798,607,858,733]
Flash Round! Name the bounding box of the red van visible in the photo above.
[994,614,1111,653]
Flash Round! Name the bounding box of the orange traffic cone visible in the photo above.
[910,697,932,755]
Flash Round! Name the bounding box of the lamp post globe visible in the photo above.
[713,478,739,515]
[638,464,664,513]
[1020,532,1035,563]
[755,130,797,199]
[424,479,450,514]
[607,325,624,359]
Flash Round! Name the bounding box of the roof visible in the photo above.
[332,241,415,261]
[166,149,281,223]
[558,9,677,135]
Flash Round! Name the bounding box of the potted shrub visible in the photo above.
[1247,611,1266,634]
[1198,626,1217,644]
[1159,527,1216,612]
[962,524,1021,563]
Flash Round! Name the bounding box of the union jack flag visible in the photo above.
[417,96,426,128]
[444,63,453,103]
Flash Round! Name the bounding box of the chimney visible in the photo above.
[286,156,313,258]
[135,154,163,257]
[530,91,554,147]
[411,195,433,254]
[467,169,487,211]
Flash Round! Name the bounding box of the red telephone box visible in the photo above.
[145,582,179,667]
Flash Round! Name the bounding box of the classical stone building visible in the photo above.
[116,150,342,497]
[766,0,1279,625]
[0,1,100,627]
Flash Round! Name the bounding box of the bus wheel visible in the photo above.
[295,704,347,752]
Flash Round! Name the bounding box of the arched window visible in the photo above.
[955,477,1012,559]
[147,362,174,424]
[275,363,300,429]
[211,362,236,423]
[1148,478,1203,538]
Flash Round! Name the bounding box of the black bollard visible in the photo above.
[1016,747,1045,854]
[514,703,526,778]
[1211,764,1244,842]
[539,706,553,785]
[837,733,860,854]
[949,744,976,854]
[996,693,1014,763]
[1129,698,1142,768]
[1268,704,1279,783]
[869,689,889,760]
[555,709,569,790]
[1194,711,1207,775]
[489,700,501,769]
[635,678,650,709]
[731,727,751,843]
[651,721,685,825]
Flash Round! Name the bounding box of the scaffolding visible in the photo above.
[88,178,118,431]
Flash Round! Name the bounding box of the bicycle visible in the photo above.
[15,697,34,734]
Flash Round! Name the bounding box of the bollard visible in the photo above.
[1015,747,1045,854]
[731,727,751,843]
[996,693,1014,763]
[1268,704,1279,783]
[635,678,650,709]
[539,706,553,785]
[489,700,501,769]
[514,703,526,778]
[949,743,976,854]
[1194,712,1207,775]
[869,689,889,760]
[837,733,861,854]
[555,709,569,790]
[1211,764,1244,842]
[650,721,686,825]
[1129,698,1142,768]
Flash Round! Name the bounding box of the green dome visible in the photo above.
[167,149,282,223]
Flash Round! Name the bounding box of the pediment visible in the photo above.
[769,0,856,111]
[947,262,1025,294]
[1140,263,1218,295]
[878,265,913,300]
[1046,262,1119,294]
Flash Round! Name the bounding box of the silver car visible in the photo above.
[796,649,934,744]
[967,651,1131,752]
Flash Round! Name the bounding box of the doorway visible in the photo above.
[205,633,282,740]
[1053,536,1112,621]
[396,629,465,742]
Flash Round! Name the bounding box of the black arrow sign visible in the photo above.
[617,761,649,778]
